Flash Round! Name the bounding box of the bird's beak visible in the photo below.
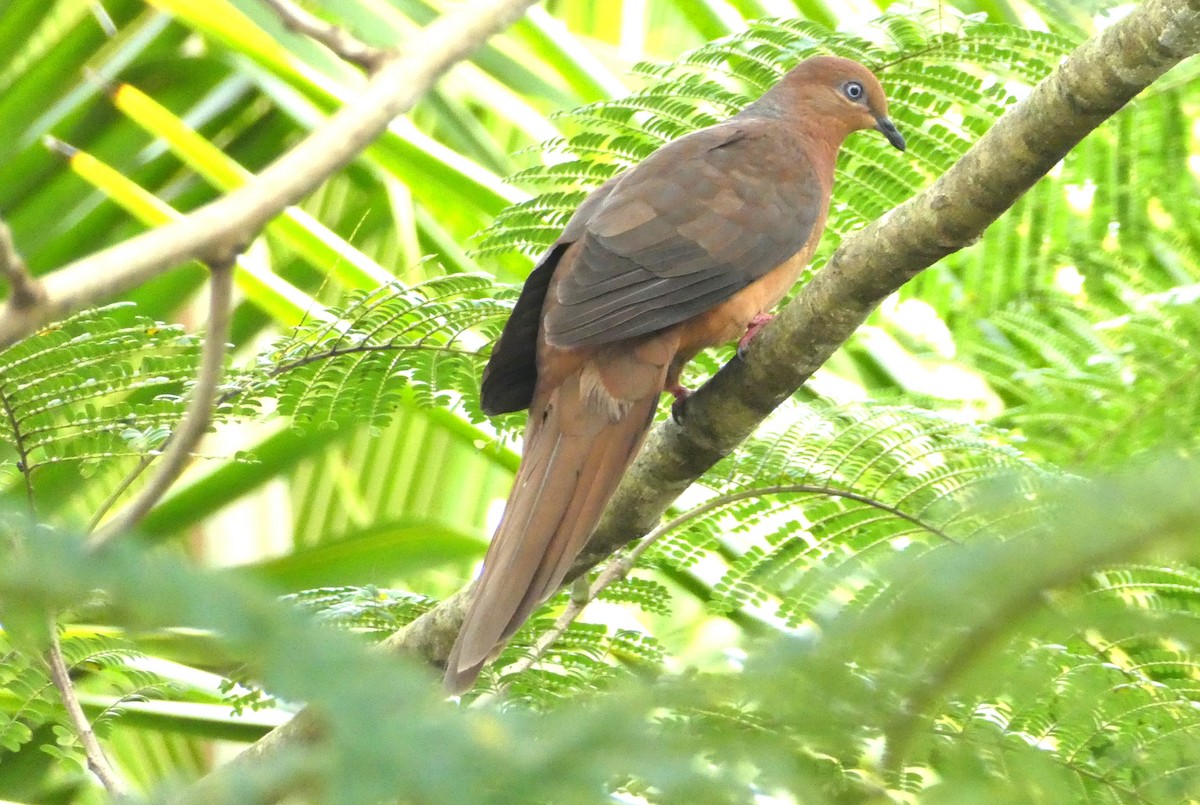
[875,116,906,151]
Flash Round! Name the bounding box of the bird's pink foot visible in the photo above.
[667,382,691,424]
[737,313,775,358]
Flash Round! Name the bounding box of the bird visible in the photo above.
[445,55,906,693]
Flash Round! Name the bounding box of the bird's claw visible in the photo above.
[668,383,691,424]
[737,313,775,359]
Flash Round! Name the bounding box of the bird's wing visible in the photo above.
[479,177,622,415]
[543,120,823,348]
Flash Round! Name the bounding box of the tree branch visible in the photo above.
[0,0,542,351]
[259,0,388,72]
[381,0,1200,670]
[0,219,43,310]
[89,263,234,548]
[46,625,128,796]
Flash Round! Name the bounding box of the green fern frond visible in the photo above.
[0,304,208,506]
[950,633,1200,802]
[488,617,666,707]
[1093,564,1200,616]
[0,630,167,759]
[284,585,438,636]
[642,401,1053,626]
[0,642,53,752]
[243,276,516,430]
[919,79,1200,320]
[970,281,1200,465]
[287,581,666,707]
[598,577,672,616]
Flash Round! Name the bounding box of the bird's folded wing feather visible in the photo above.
[543,119,823,348]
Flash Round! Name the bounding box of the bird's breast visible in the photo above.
[674,248,811,354]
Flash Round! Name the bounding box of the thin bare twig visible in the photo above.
[89,263,235,548]
[46,624,128,796]
[0,220,43,309]
[0,0,539,351]
[87,1,117,37]
[86,455,154,534]
[259,0,388,72]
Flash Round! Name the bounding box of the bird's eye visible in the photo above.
[843,81,865,101]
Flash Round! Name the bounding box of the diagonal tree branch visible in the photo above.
[382,0,1200,669]
[0,0,541,350]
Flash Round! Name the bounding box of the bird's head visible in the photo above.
[761,55,906,151]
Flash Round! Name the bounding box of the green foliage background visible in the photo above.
[1,0,1199,802]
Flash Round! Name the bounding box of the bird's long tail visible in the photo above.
[444,376,660,693]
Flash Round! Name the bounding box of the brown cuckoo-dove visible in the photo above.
[445,55,906,693]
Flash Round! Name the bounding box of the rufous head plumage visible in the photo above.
[749,55,906,151]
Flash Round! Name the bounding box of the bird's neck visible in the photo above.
[792,118,847,180]
[737,99,850,180]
